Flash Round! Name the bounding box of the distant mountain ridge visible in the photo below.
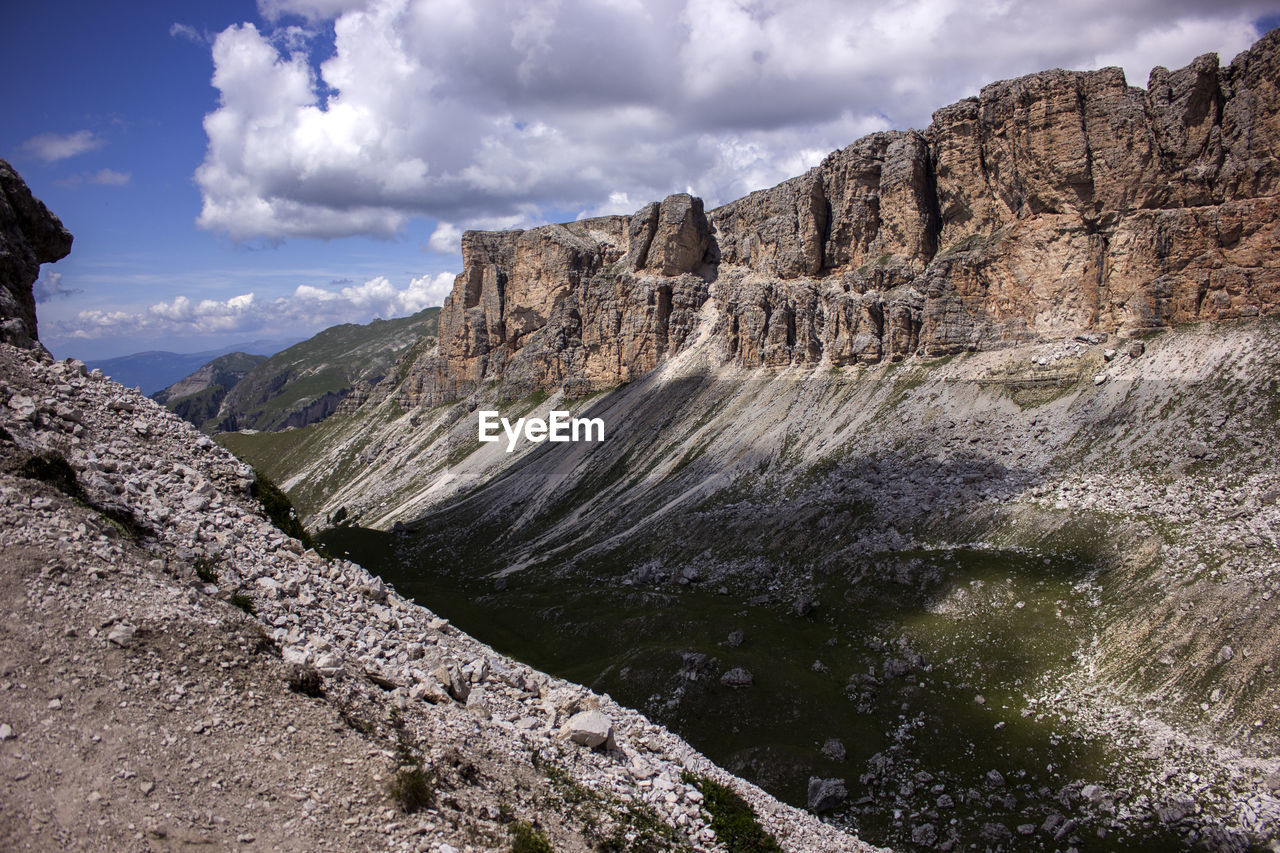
[207,307,440,434]
[150,351,268,431]
[87,338,299,395]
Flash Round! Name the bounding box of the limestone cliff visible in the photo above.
[0,159,72,349]
[420,29,1279,401]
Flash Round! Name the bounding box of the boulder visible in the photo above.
[565,710,614,749]
[806,777,847,813]
[719,667,754,687]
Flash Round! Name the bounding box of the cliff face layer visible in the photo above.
[423,30,1279,401]
[0,159,72,349]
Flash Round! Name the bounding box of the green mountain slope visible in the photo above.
[212,307,439,434]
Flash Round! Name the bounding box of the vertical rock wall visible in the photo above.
[420,30,1280,402]
[0,159,73,349]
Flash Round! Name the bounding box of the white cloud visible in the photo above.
[88,169,131,186]
[426,222,462,253]
[21,130,105,163]
[196,0,1276,242]
[34,272,83,303]
[170,22,214,45]
[52,273,455,341]
[257,0,370,22]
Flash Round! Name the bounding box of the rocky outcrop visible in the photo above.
[422,29,1279,401]
[0,159,72,349]
[431,197,711,401]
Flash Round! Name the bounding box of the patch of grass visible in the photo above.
[681,772,781,853]
[445,435,483,467]
[230,592,256,616]
[286,664,325,698]
[532,753,687,851]
[338,706,375,735]
[509,820,553,853]
[15,449,151,540]
[937,231,991,257]
[251,468,322,552]
[387,711,437,814]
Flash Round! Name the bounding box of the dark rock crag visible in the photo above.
[415,29,1279,403]
[0,159,73,349]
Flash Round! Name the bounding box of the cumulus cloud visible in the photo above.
[53,273,455,341]
[34,272,83,303]
[426,222,463,254]
[196,0,1275,241]
[21,130,105,163]
[257,0,368,22]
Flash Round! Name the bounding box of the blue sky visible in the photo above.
[5,0,1279,361]
[4,1,454,360]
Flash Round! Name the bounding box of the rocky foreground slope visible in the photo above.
[0,342,876,851]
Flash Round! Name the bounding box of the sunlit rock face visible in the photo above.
[415,29,1279,403]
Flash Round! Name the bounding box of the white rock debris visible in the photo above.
[0,342,883,851]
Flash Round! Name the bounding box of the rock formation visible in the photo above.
[0,159,72,349]
[421,29,1279,402]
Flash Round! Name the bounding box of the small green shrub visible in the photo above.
[682,772,781,853]
[250,468,320,551]
[194,557,219,584]
[230,592,256,615]
[286,664,324,698]
[16,449,151,540]
[509,820,553,853]
[387,764,436,813]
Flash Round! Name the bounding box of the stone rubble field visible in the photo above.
[0,342,882,852]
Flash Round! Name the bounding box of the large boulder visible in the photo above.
[564,709,614,749]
